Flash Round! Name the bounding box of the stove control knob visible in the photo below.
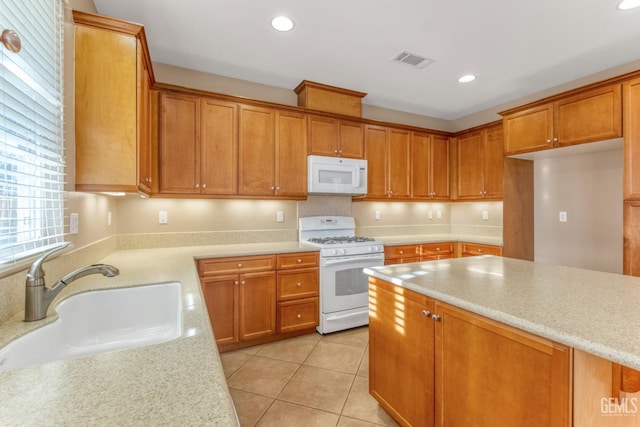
[337,248,346,255]
[326,249,336,256]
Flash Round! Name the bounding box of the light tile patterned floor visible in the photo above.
[220,326,399,427]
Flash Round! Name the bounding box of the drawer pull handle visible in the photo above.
[237,263,242,268]
[422,309,430,317]
[296,283,302,287]
[436,247,440,251]
[297,259,302,263]
[432,314,441,321]
[297,314,302,319]
[399,250,403,255]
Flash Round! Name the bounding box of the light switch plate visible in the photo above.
[69,213,79,234]
[375,210,381,221]
[559,211,568,222]
[482,210,489,221]
[276,211,284,222]
[159,211,168,224]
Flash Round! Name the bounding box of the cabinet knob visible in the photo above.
[478,249,483,252]
[202,184,207,189]
[297,314,302,319]
[296,282,302,287]
[399,250,404,255]
[234,280,239,285]
[237,263,243,268]
[334,150,339,154]
[546,139,552,143]
[241,280,246,285]
[431,314,441,321]
[297,258,302,263]
[195,184,200,188]
[553,137,558,142]
[436,247,440,251]
[422,309,430,317]
[270,186,275,190]
[148,178,152,183]
[276,186,280,191]
[338,150,342,154]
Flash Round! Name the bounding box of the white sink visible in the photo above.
[0,281,182,371]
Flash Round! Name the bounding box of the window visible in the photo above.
[0,0,65,266]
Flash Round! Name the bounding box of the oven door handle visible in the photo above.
[326,311,368,321]
[322,255,384,267]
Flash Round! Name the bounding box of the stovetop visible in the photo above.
[307,236,376,245]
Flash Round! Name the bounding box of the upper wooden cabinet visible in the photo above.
[159,92,240,196]
[307,115,364,159]
[364,125,411,199]
[456,124,503,200]
[411,132,450,200]
[503,84,622,156]
[624,77,640,201]
[238,105,307,198]
[73,11,154,194]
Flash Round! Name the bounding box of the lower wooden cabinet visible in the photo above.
[460,242,503,257]
[369,277,572,427]
[198,252,318,351]
[384,242,455,265]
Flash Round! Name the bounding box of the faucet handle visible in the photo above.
[26,242,70,286]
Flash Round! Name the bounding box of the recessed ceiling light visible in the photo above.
[458,74,477,83]
[271,16,294,32]
[617,0,640,9]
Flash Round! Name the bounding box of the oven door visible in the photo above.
[320,253,384,314]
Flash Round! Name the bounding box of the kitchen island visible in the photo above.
[365,256,640,426]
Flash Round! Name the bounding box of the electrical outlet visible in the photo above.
[276,211,284,222]
[428,211,433,220]
[107,211,112,226]
[375,210,381,221]
[436,210,442,220]
[159,211,168,224]
[70,213,79,234]
[482,210,489,221]
[559,211,568,222]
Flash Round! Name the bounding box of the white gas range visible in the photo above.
[299,216,384,334]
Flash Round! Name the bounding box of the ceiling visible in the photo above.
[93,0,640,121]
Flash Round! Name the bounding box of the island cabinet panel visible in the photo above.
[238,271,276,341]
[368,277,572,427]
[624,77,640,200]
[502,84,622,156]
[434,302,571,427]
[369,278,435,427]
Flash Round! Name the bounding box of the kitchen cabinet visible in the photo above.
[624,77,640,201]
[411,132,450,200]
[369,276,571,427]
[239,105,307,198]
[384,244,420,265]
[364,125,411,199]
[159,93,239,195]
[198,252,319,351]
[307,115,364,158]
[369,278,435,427]
[198,255,276,348]
[73,11,154,194]
[460,242,502,257]
[276,252,319,333]
[420,242,454,260]
[456,123,503,200]
[503,84,622,156]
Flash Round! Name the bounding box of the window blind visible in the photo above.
[0,0,65,266]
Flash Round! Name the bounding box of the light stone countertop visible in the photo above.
[374,234,503,246]
[0,241,317,426]
[365,256,640,371]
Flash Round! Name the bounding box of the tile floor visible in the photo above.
[220,326,399,427]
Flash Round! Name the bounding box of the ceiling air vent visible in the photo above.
[391,51,435,69]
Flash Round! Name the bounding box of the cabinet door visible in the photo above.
[461,242,503,257]
[201,274,238,345]
[159,92,200,194]
[410,132,431,199]
[555,84,622,148]
[338,121,364,159]
[388,128,411,198]
[435,303,571,427]
[430,135,450,200]
[369,278,435,427]
[200,99,238,195]
[483,124,504,199]
[239,271,276,341]
[75,25,138,192]
[457,131,485,199]
[624,201,640,276]
[503,104,553,156]
[275,111,307,197]
[239,105,275,196]
[624,78,640,200]
[308,115,339,157]
[364,125,388,198]
[137,48,152,194]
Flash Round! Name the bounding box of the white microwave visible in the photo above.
[307,155,368,195]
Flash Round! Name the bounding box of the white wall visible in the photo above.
[534,145,623,273]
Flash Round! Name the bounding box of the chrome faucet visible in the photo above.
[24,243,120,322]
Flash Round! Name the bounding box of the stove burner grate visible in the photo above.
[308,236,376,245]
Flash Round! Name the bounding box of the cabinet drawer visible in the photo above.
[461,243,502,257]
[198,255,276,276]
[384,244,419,260]
[277,268,319,301]
[420,242,454,256]
[276,252,319,270]
[278,298,319,333]
[384,257,420,265]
